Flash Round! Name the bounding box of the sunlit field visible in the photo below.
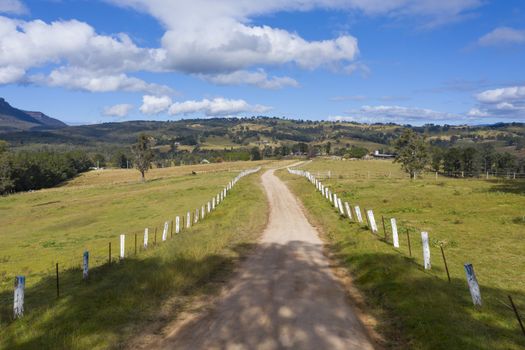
[279,158,525,350]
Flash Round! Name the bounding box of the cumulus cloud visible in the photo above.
[169,98,271,117]
[478,27,525,47]
[469,85,525,120]
[0,15,167,91]
[201,70,299,89]
[0,0,27,14]
[103,103,134,117]
[139,95,173,115]
[30,67,172,94]
[330,105,460,125]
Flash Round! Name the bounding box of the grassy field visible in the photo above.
[279,159,525,350]
[0,160,279,349]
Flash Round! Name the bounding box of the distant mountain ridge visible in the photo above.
[0,98,67,131]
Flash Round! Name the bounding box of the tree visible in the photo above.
[430,147,443,172]
[131,134,155,182]
[250,147,262,161]
[393,130,429,179]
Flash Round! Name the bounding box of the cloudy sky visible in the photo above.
[0,0,524,125]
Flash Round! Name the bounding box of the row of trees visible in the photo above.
[0,141,93,194]
[394,130,524,179]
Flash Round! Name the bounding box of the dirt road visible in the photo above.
[158,169,374,349]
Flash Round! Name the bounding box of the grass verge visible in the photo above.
[278,160,525,350]
[0,171,268,349]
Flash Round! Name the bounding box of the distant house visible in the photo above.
[371,150,395,159]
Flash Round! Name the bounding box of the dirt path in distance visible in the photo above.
[154,169,375,349]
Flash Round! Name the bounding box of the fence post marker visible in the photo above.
[440,245,451,282]
[135,233,137,255]
[144,228,148,249]
[13,276,25,319]
[108,242,111,264]
[83,251,89,280]
[175,216,180,234]
[421,232,431,269]
[162,221,168,241]
[508,295,525,337]
[120,234,125,259]
[56,263,59,298]
[464,263,482,306]
[406,228,412,256]
[154,227,157,245]
[170,220,174,238]
[391,218,399,248]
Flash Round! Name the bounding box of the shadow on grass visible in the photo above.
[486,179,525,195]
[329,240,525,350]
[0,245,242,350]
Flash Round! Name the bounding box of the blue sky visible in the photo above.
[0,0,524,125]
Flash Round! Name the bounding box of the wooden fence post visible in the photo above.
[56,263,59,298]
[83,251,89,280]
[440,245,451,282]
[144,228,148,249]
[464,263,482,306]
[508,295,525,337]
[421,232,431,269]
[154,228,157,245]
[135,233,137,255]
[381,215,387,240]
[13,276,25,319]
[355,206,363,223]
[175,216,180,234]
[108,242,112,264]
[170,220,174,238]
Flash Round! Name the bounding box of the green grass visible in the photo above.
[0,162,270,349]
[278,159,525,350]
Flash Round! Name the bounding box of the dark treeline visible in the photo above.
[0,141,93,194]
[430,144,524,176]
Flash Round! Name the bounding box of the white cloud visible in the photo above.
[0,0,27,14]
[139,95,173,115]
[330,105,460,125]
[476,86,525,104]
[470,85,525,120]
[0,15,167,91]
[478,27,525,47]
[201,70,299,89]
[168,98,271,117]
[103,103,134,117]
[30,67,172,94]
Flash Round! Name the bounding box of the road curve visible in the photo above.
[158,169,375,349]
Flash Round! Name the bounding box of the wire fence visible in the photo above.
[288,167,525,339]
[4,166,261,321]
[308,170,525,180]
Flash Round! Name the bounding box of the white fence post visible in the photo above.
[355,206,363,223]
[186,211,191,228]
[194,208,199,224]
[421,232,431,269]
[13,276,25,319]
[144,228,149,248]
[337,198,344,215]
[391,218,399,248]
[162,221,169,241]
[344,202,353,220]
[120,234,125,259]
[367,210,378,233]
[175,217,180,234]
[464,263,482,306]
[83,251,89,280]
[202,205,205,220]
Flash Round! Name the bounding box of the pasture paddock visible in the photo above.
[281,159,525,349]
